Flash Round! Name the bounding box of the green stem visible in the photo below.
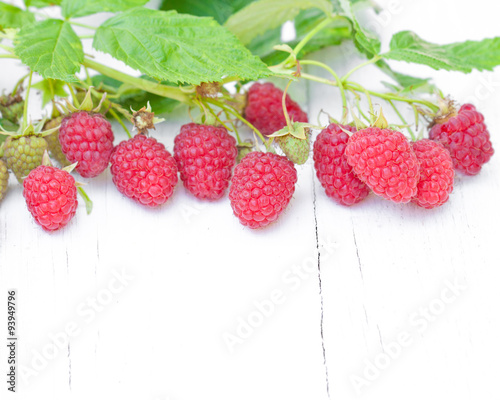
[0,54,18,59]
[205,98,267,145]
[13,73,29,94]
[388,100,415,140]
[280,17,336,66]
[70,21,97,30]
[22,71,33,131]
[77,187,93,215]
[83,58,191,104]
[66,83,80,107]
[108,108,132,138]
[299,59,347,115]
[79,35,95,39]
[282,80,293,129]
[347,81,374,116]
[0,44,15,53]
[345,81,439,112]
[342,55,381,83]
[299,71,338,86]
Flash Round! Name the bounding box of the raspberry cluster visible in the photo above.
[0,81,495,232]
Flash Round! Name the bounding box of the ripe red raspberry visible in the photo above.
[174,123,237,200]
[23,165,78,232]
[229,152,297,229]
[429,104,494,175]
[345,128,420,203]
[313,124,370,206]
[59,111,114,178]
[411,139,454,209]
[110,134,178,207]
[244,82,308,135]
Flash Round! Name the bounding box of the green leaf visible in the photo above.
[160,0,255,24]
[15,19,83,82]
[338,0,380,56]
[248,9,351,66]
[91,75,180,115]
[61,0,148,18]
[24,0,62,7]
[376,60,437,94]
[224,0,333,45]
[93,8,272,85]
[32,78,68,106]
[383,31,500,73]
[0,2,35,30]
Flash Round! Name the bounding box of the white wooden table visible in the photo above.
[1,1,499,399]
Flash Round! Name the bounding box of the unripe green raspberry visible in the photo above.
[4,135,48,183]
[275,133,311,165]
[44,117,70,167]
[0,93,24,124]
[0,159,9,202]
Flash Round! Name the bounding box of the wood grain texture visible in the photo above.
[1,1,499,399]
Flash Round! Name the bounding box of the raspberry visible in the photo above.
[0,159,9,202]
[44,116,70,167]
[429,104,494,175]
[275,132,311,165]
[229,152,297,228]
[110,134,178,207]
[411,139,454,209]
[0,92,24,124]
[345,128,420,203]
[59,111,114,178]
[244,82,308,135]
[23,165,78,231]
[3,135,48,183]
[313,124,370,206]
[174,123,237,200]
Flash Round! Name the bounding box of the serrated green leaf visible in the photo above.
[0,2,35,30]
[32,78,68,106]
[338,0,380,56]
[248,9,351,66]
[376,60,437,95]
[61,0,148,18]
[160,0,255,24]
[225,0,333,45]
[93,8,272,85]
[15,19,83,82]
[383,31,500,73]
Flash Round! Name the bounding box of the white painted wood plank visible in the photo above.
[0,62,328,400]
[308,0,500,398]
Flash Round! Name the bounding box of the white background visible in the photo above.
[1,0,500,399]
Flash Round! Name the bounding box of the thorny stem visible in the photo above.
[0,44,15,53]
[345,81,439,112]
[282,80,293,130]
[70,21,98,30]
[66,83,80,107]
[0,54,18,59]
[342,55,381,83]
[13,73,29,94]
[22,71,33,131]
[347,81,374,116]
[299,59,347,115]
[82,58,191,104]
[108,108,132,139]
[203,101,233,134]
[388,100,416,140]
[280,17,338,66]
[205,98,267,146]
[77,187,93,215]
